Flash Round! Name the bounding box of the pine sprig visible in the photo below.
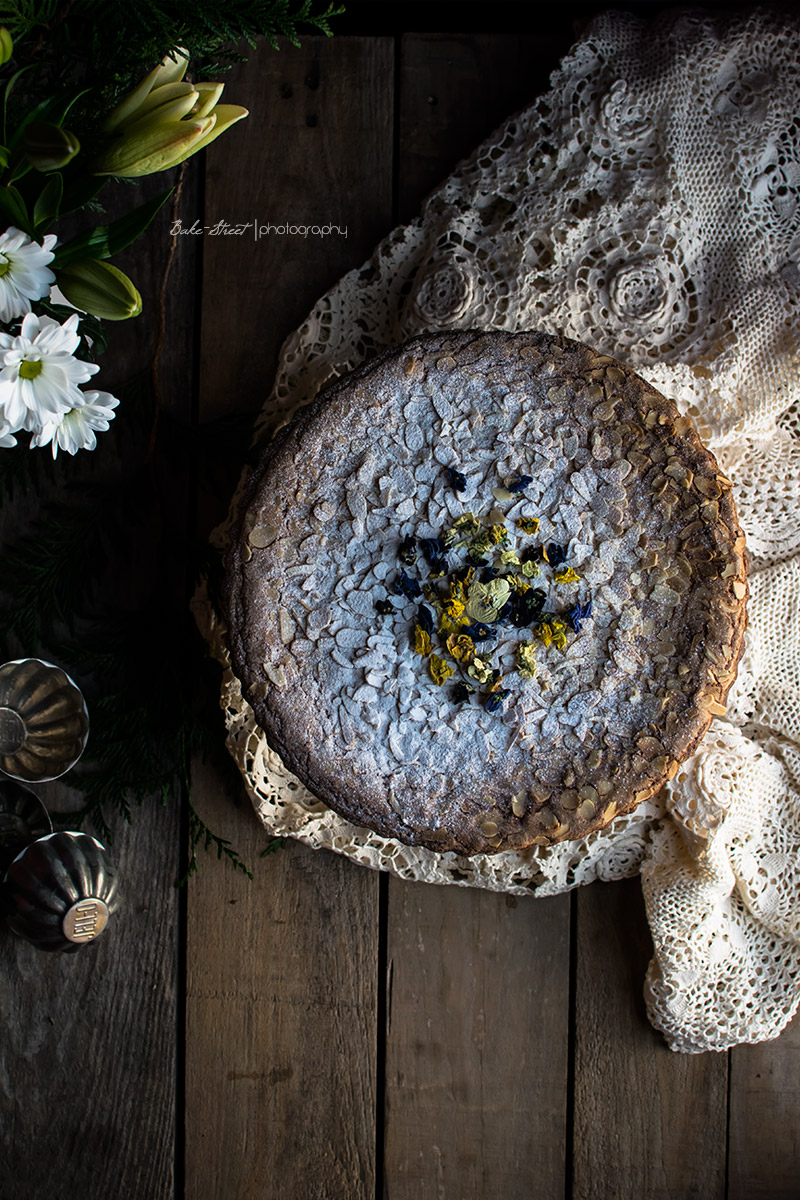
[0,0,346,136]
[181,796,255,886]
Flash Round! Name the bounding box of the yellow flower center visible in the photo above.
[19,359,43,379]
[0,257,10,277]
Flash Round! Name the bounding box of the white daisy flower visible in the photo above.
[0,227,57,322]
[31,389,119,458]
[0,312,99,432]
[0,413,17,447]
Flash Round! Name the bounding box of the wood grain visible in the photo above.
[185,763,379,1200]
[397,31,574,224]
[728,1008,800,1200]
[572,878,728,1200]
[0,787,181,1200]
[185,35,394,1200]
[383,883,571,1200]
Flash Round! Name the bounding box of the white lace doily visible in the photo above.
[197,8,800,1052]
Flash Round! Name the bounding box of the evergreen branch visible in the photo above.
[180,795,255,886]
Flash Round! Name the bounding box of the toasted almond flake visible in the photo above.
[481,819,499,837]
[587,748,602,768]
[249,523,279,548]
[561,789,579,810]
[577,798,596,821]
[511,793,528,818]
[732,579,747,598]
[706,698,727,716]
[597,780,614,796]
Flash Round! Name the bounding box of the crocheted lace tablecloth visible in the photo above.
[197,8,800,1053]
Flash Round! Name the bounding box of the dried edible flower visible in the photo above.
[506,472,533,493]
[412,625,432,657]
[467,656,495,684]
[393,569,421,599]
[516,642,537,678]
[499,549,520,567]
[520,558,541,578]
[567,599,593,632]
[399,535,418,565]
[443,512,480,548]
[463,622,493,642]
[451,681,475,702]
[447,466,467,492]
[535,615,568,650]
[543,542,567,567]
[417,604,435,633]
[465,577,511,622]
[554,566,581,584]
[446,632,475,663]
[518,516,540,534]
[485,687,511,713]
[375,598,395,616]
[429,654,454,685]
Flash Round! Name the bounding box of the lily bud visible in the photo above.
[91,116,213,177]
[57,259,142,321]
[104,47,189,132]
[0,26,12,66]
[22,121,80,171]
[93,48,248,178]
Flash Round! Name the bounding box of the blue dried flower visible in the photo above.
[417,604,435,634]
[544,542,567,567]
[447,466,467,492]
[485,687,511,713]
[452,681,475,703]
[393,568,422,599]
[481,565,499,581]
[507,472,533,493]
[375,598,395,616]
[567,599,593,633]
[463,622,494,641]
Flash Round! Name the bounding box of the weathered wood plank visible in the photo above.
[0,162,202,1200]
[728,1008,800,1200]
[572,877,728,1200]
[185,763,379,1200]
[0,799,181,1199]
[383,883,571,1200]
[186,35,394,1199]
[381,32,574,1200]
[397,31,573,225]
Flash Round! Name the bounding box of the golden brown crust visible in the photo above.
[224,331,748,855]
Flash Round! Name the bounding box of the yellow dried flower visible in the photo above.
[516,642,537,679]
[446,632,475,663]
[429,654,455,686]
[518,516,540,534]
[412,626,432,657]
[554,567,581,584]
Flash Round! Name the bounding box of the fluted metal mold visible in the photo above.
[0,658,89,782]
[3,831,120,952]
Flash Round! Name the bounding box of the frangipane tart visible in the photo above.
[224,331,747,856]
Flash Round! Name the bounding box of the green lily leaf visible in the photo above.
[0,183,33,235]
[52,187,173,267]
[59,173,106,216]
[33,171,63,231]
[3,64,36,143]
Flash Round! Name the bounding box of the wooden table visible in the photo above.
[2,11,799,1199]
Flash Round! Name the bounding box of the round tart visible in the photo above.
[224,331,747,856]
